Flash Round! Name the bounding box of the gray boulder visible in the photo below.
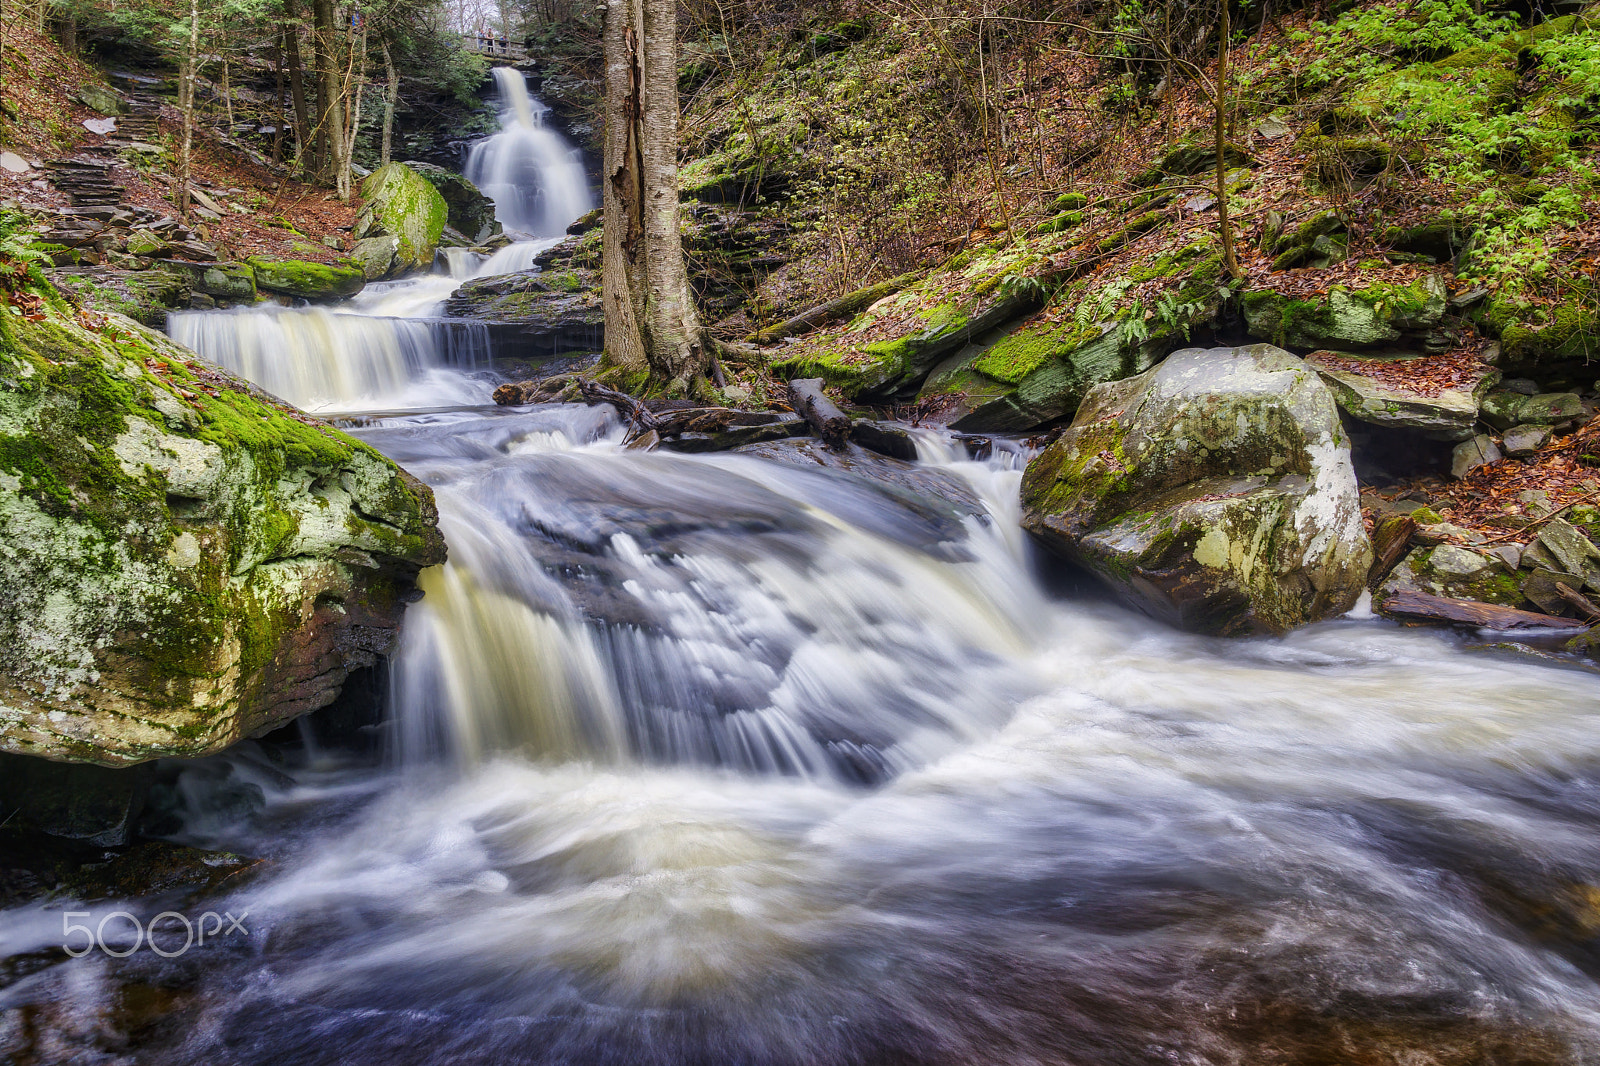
[1021,344,1372,634]
[1305,349,1497,441]
[0,287,445,767]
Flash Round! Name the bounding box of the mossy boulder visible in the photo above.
[356,163,449,278]
[1241,275,1447,350]
[1378,545,1526,607]
[245,257,366,302]
[0,280,445,767]
[1475,292,1600,373]
[155,260,257,302]
[404,161,502,244]
[1153,129,1255,175]
[349,235,400,281]
[1020,344,1372,635]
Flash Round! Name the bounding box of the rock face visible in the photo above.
[0,285,445,766]
[444,235,604,357]
[405,161,502,244]
[1240,275,1448,351]
[1021,344,1373,634]
[355,163,448,277]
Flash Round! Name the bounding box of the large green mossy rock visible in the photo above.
[405,162,502,244]
[356,163,449,277]
[246,257,365,302]
[1475,292,1600,373]
[1241,275,1447,350]
[0,282,445,766]
[1021,344,1372,635]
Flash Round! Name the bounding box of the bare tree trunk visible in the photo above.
[311,0,345,184]
[1214,0,1243,281]
[336,21,366,199]
[283,0,312,169]
[380,38,398,166]
[176,0,200,220]
[601,0,708,392]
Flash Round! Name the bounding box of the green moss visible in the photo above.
[1096,210,1166,254]
[245,257,365,301]
[970,319,1098,384]
[1477,291,1599,369]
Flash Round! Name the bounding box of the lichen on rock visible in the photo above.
[1020,344,1373,635]
[0,280,445,766]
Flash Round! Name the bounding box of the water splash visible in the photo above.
[465,68,594,238]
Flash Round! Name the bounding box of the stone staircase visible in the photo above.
[45,151,124,208]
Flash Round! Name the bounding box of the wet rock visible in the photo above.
[0,286,445,766]
[850,419,921,461]
[1502,423,1553,457]
[736,437,987,525]
[403,161,501,244]
[1305,349,1497,441]
[348,235,399,280]
[659,417,808,452]
[1021,344,1373,634]
[355,162,448,277]
[1450,433,1501,478]
[445,268,604,356]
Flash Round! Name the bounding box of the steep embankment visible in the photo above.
[640,0,1600,636]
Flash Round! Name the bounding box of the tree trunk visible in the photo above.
[380,38,398,167]
[283,0,312,170]
[601,0,708,393]
[1214,0,1243,281]
[311,0,346,185]
[176,0,200,220]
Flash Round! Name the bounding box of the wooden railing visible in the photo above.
[460,33,527,59]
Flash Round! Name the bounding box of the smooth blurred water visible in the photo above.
[10,55,1600,1066]
[465,68,595,239]
[6,387,1600,1065]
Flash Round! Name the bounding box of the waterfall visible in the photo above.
[169,71,592,413]
[168,307,493,413]
[464,67,595,238]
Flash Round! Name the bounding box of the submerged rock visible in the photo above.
[0,284,445,766]
[1020,344,1372,634]
[355,163,448,277]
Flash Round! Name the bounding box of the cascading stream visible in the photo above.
[10,59,1600,1066]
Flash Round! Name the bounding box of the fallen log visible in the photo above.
[746,273,918,346]
[1379,589,1588,630]
[577,379,659,430]
[788,378,851,452]
[1554,581,1600,623]
[1367,514,1418,590]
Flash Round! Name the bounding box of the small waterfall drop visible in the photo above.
[465,67,595,238]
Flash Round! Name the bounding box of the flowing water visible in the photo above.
[7,70,1600,1066]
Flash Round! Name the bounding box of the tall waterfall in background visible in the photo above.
[169,67,594,412]
[465,67,595,237]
